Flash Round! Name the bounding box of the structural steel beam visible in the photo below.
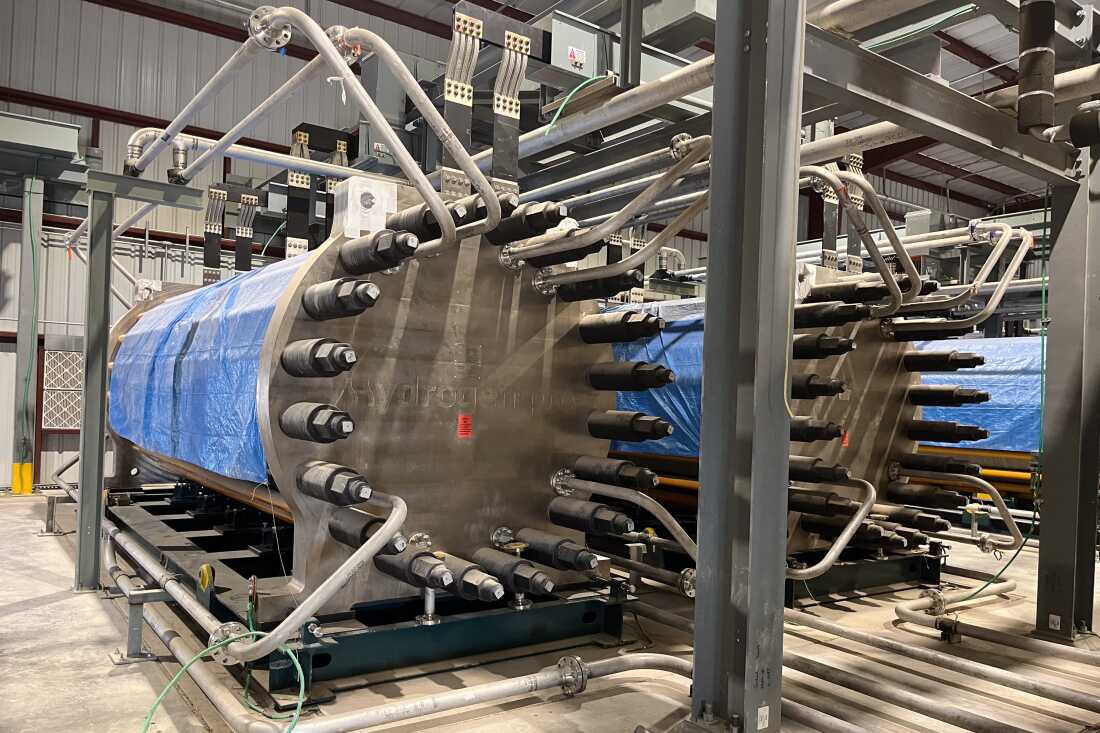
[906,151,1027,197]
[1035,149,1100,640]
[803,25,1076,185]
[934,30,1018,84]
[74,186,113,591]
[11,176,43,495]
[690,1,802,730]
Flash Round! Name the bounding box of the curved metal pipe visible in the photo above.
[888,228,1034,334]
[342,27,501,246]
[787,478,876,580]
[892,222,1013,315]
[519,147,678,204]
[226,491,407,662]
[504,136,711,265]
[256,7,456,249]
[895,579,1018,627]
[834,171,922,302]
[537,192,710,289]
[782,699,868,733]
[561,476,698,562]
[898,469,1023,552]
[800,165,904,316]
[128,38,263,173]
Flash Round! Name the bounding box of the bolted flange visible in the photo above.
[558,655,588,696]
[551,468,576,495]
[208,621,251,666]
[248,6,292,50]
[678,568,697,599]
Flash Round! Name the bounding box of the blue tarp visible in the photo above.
[609,299,1042,455]
[915,337,1042,452]
[109,257,306,483]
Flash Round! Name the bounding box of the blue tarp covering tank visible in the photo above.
[108,257,306,483]
[609,298,1041,455]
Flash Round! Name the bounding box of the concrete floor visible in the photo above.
[3,492,1099,732]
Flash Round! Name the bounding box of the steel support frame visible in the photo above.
[11,176,44,495]
[1035,148,1100,639]
[803,24,1076,185]
[688,1,803,731]
[74,188,114,591]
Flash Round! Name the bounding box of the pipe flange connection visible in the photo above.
[249,6,292,50]
[678,568,697,599]
[408,531,433,549]
[532,268,558,296]
[669,133,695,160]
[491,526,515,548]
[326,25,359,64]
[920,588,947,617]
[208,622,250,666]
[887,462,901,481]
[498,246,525,271]
[557,655,588,697]
[551,468,576,496]
[977,533,996,554]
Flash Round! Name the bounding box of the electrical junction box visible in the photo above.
[333,176,399,239]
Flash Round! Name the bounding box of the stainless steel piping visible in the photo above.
[891,222,1013,315]
[447,56,715,178]
[226,492,407,662]
[786,607,1100,715]
[888,228,1035,335]
[255,7,456,249]
[559,476,698,562]
[897,468,1023,552]
[808,0,943,33]
[559,162,711,211]
[576,191,705,229]
[787,478,876,581]
[834,171,922,302]
[342,27,501,244]
[782,699,868,733]
[895,579,1017,627]
[800,165,904,316]
[128,38,264,173]
[518,147,679,204]
[783,651,1031,733]
[536,193,710,289]
[504,136,711,265]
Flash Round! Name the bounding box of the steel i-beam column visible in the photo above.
[11,176,44,495]
[688,1,804,731]
[74,188,114,591]
[1035,148,1100,639]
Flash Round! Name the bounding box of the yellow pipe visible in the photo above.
[916,445,1034,463]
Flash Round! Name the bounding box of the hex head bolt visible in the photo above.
[302,278,380,320]
[295,461,372,506]
[280,402,354,443]
[547,496,635,536]
[339,229,419,275]
[281,338,358,377]
[587,410,673,441]
[515,528,599,571]
[577,311,665,344]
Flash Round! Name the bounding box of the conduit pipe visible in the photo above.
[342,26,501,245]
[536,192,710,289]
[888,228,1034,335]
[559,476,698,562]
[559,162,711,211]
[576,191,705,229]
[787,478,876,581]
[892,223,1013,315]
[128,38,264,174]
[504,136,711,264]
[800,166,905,315]
[448,56,716,178]
[785,608,1100,714]
[782,699,868,733]
[898,468,1023,551]
[808,0,944,34]
[252,7,456,249]
[984,62,1100,110]
[783,651,1031,733]
[518,146,680,204]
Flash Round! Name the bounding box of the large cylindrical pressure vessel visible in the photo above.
[106,178,615,613]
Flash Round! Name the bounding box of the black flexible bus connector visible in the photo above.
[328,507,407,554]
[793,301,871,328]
[296,461,372,506]
[374,548,454,590]
[556,270,644,303]
[385,201,468,241]
[789,456,851,483]
[893,452,982,476]
[471,548,555,595]
[907,385,990,406]
[485,201,569,246]
[280,402,354,443]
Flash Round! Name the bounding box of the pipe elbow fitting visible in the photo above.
[248,5,292,50]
